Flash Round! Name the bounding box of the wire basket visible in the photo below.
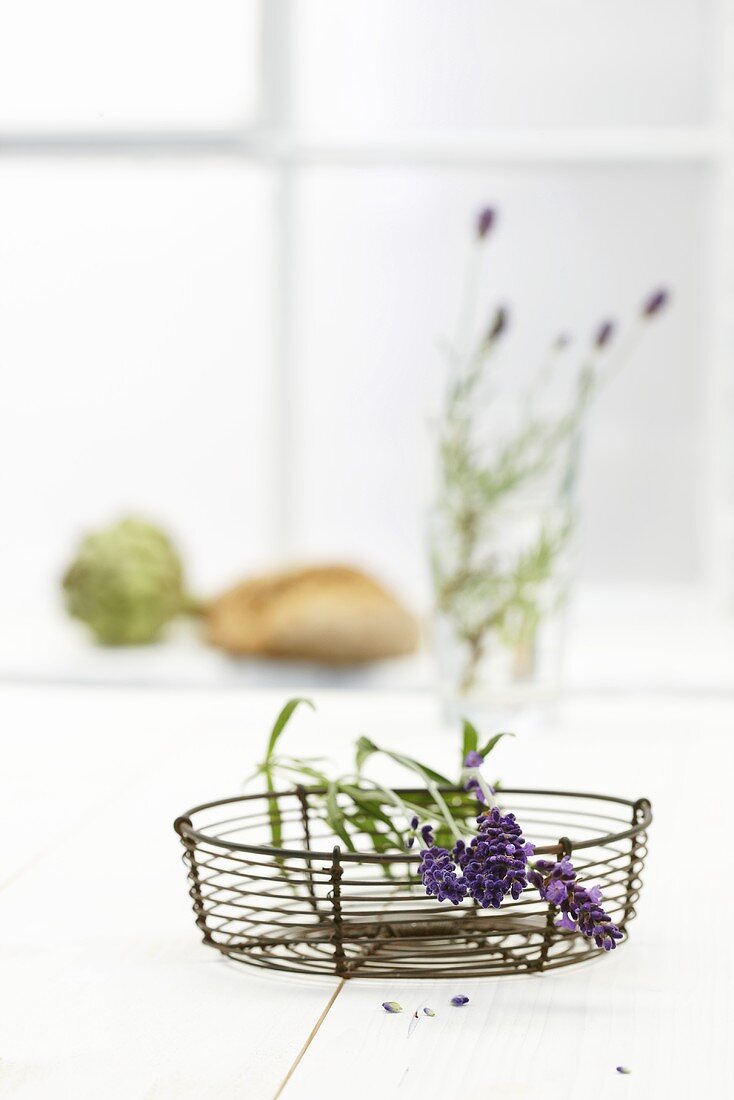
[174,787,651,980]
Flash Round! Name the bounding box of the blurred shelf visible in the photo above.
[0,584,732,698]
[288,127,725,166]
[0,612,427,693]
[0,126,724,165]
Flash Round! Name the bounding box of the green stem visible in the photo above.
[181,593,207,616]
[459,633,485,695]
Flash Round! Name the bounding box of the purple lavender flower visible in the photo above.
[454,808,534,909]
[485,306,508,343]
[420,823,435,847]
[529,856,623,951]
[642,288,669,317]
[450,995,469,1006]
[405,814,421,849]
[595,319,615,349]
[574,885,623,950]
[382,1001,402,1013]
[529,855,575,902]
[464,776,493,804]
[418,843,468,905]
[463,750,495,804]
[476,207,496,239]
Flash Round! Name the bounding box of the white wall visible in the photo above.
[0,1,260,130]
[0,0,721,614]
[292,0,713,131]
[0,160,277,608]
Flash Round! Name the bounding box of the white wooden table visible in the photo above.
[1,684,732,1098]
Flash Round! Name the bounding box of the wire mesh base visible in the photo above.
[174,787,651,980]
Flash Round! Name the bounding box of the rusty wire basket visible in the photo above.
[174,787,651,979]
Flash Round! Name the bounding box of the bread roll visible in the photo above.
[205,565,419,665]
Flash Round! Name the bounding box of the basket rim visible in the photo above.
[174,786,652,864]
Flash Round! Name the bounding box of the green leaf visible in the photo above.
[383,749,453,788]
[355,735,379,773]
[339,786,394,826]
[274,760,330,785]
[354,738,459,838]
[259,699,314,851]
[325,782,356,852]
[477,731,514,760]
[378,751,459,839]
[343,776,412,824]
[346,819,393,855]
[433,823,459,850]
[262,778,283,851]
[265,697,315,762]
[461,718,479,763]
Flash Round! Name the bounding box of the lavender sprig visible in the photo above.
[529,856,623,950]
[460,727,512,804]
[476,207,496,239]
[463,748,494,805]
[595,319,615,349]
[418,801,533,910]
[643,287,669,316]
[418,841,468,905]
[455,808,534,908]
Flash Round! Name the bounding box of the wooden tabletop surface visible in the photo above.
[1,684,731,1098]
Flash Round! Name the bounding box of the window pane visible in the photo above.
[291,166,706,605]
[293,0,713,133]
[0,1,260,130]
[0,160,276,611]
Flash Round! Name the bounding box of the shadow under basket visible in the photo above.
[174,787,651,980]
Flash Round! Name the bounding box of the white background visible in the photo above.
[0,1,728,627]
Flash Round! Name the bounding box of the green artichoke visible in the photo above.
[62,518,190,644]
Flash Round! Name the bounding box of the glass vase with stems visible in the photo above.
[430,206,669,717]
